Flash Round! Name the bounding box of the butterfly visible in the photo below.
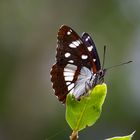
[50,25,106,103]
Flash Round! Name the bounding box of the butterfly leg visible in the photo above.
[99,77,104,84]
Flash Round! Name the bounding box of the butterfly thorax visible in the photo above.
[72,67,106,99]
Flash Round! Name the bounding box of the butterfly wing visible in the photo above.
[51,25,99,103]
[81,32,101,71]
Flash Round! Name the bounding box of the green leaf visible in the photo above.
[66,83,107,131]
[105,131,135,140]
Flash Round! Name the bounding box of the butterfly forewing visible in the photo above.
[51,25,100,103]
[81,32,101,71]
[56,25,95,70]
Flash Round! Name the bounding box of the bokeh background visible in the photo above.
[0,0,140,140]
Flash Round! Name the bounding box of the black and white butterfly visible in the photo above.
[50,25,106,103]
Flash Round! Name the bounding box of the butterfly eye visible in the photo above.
[99,70,104,77]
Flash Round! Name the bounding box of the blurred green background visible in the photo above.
[0,0,140,140]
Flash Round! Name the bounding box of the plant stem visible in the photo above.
[70,131,78,140]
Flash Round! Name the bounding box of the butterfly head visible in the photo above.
[98,69,106,83]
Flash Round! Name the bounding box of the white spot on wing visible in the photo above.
[64,76,73,81]
[66,82,71,85]
[69,40,81,48]
[72,40,81,46]
[69,43,77,48]
[88,45,93,52]
[68,60,74,63]
[65,52,71,58]
[85,36,90,41]
[68,83,74,91]
[64,68,74,72]
[64,64,77,78]
[93,59,96,62]
[65,64,77,71]
[67,29,72,35]
[63,71,74,76]
[77,40,81,44]
[67,31,71,35]
[81,54,88,59]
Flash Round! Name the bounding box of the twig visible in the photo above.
[70,131,78,140]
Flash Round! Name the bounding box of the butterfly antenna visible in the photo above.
[102,45,106,69]
[106,60,132,70]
